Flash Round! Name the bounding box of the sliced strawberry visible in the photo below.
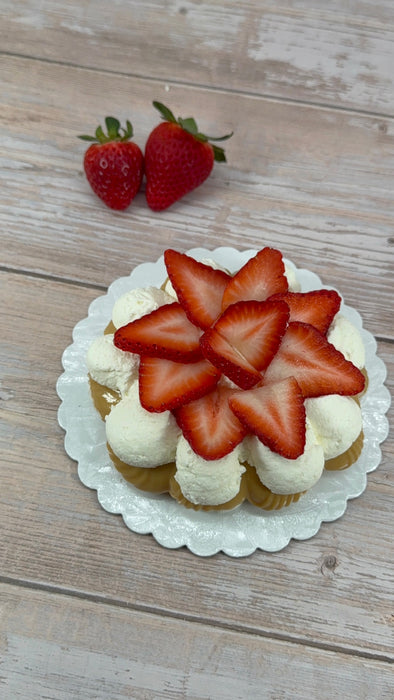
[263,322,365,397]
[114,302,202,363]
[269,290,341,335]
[221,248,288,311]
[200,327,262,390]
[229,377,306,459]
[199,300,289,389]
[164,249,231,329]
[213,299,289,370]
[138,356,220,412]
[175,385,247,460]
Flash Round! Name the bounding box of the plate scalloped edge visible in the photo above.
[57,248,391,557]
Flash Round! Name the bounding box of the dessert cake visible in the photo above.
[87,247,366,511]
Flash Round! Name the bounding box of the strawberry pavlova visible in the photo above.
[86,247,367,511]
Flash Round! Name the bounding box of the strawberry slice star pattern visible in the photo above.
[113,248,365,461]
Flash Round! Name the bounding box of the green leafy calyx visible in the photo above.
[153,101,233,162]
[78,117,134,144]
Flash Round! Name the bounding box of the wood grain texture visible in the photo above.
[1,583,393,700]
[1,56,393,339]
[1,272,393,658]
[2,0,394,115]
[1,0,394,688]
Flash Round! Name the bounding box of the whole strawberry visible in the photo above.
[79,117,143,210]
[145,102,232,211]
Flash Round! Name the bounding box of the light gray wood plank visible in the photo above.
[1,56,393,339]
[1,272,393,657]
[2,0,394,114]
[1,582,393,700]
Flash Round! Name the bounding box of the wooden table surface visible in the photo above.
[1,2,393,698]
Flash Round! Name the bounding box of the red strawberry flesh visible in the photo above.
[269,289,341,335]
[114,302,202,363]
[263,322,365,397]
[229,377,306,459]
[175,385,247,460]
[200,327,262,390]
[212,299,290,371]
[164,249,231,329]
[222,247,288,310]
[139,356,220,412]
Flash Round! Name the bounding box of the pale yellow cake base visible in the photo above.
[89,373,364,512]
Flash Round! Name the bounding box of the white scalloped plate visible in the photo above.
[57,248,391,557]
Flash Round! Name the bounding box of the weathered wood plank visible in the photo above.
[1,56,393,339]
[1,582,393,700]
[2,0,394,114]
[1,272,393,657]
[2,0,393,686]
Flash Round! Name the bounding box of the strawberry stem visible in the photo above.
[178,117,198,134]
[78,117,134,143]
[153,101,177,124]
[152,101,233,162]
[211,144,227,163]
